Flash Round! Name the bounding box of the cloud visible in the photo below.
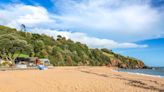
[0,4,54,28]
[54,0,156,30]
[30,28,148,49]
[1,1,164,42]
[1,1,161,49]
[52,0,164,41]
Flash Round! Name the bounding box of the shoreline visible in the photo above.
[116,68,164,78]
[0,66,163,78]
[114,69,164,78]
[0,66,164,92]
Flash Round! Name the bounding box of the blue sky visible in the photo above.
[114,38,164,67]
[0,0,164,66]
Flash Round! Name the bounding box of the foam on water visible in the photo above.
[126,72,163,78]
[116,68,164,78]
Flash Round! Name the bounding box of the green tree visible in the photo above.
[0,25,145,68]
[66,55,73,66]
[0,34,33,65]
[33,40,45,57]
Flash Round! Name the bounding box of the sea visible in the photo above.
[118,67,164,78]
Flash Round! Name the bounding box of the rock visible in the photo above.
[107,58,146,69]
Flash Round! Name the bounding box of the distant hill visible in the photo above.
[0,25,145,68]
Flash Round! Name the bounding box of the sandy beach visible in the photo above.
[0,66,164,92]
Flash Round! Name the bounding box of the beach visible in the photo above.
[0,66,164,92]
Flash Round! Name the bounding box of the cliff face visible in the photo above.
[102,50,145,69]
[0,25,146,68]
[107,59,145,69]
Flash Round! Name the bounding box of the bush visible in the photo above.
[1,61,12,67]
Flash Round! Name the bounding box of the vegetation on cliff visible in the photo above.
[0,25,145,68]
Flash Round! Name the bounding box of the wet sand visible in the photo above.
[0,66,164,92]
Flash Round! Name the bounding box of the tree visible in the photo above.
[66,55,73,66]
[0,34,33,65]
[56,52,64,66]
[33,40,45,57]
[0,25,145,68]
[57,35,62,41]
[101,48,114,54]
[20,24,26,32]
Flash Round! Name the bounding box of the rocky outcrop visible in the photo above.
[108,58,145,69]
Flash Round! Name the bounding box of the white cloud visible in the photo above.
[0,4,54,28]
[2,1,163,49]
[30,28,148,49]
[0,1,163,42]
[52,0,164,41]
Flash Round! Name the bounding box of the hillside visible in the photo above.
[0,25,145,68]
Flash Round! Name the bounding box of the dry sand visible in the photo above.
[0,66,164,92]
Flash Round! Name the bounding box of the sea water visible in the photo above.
[118,67,164,78]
